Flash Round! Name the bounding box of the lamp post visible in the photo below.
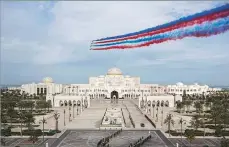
[68,86,71,96]
[39,116,47,142]
[76,86,79,96]
[69,106,71,122]
[73,102,76,118]
[64,109,66,126]
[152,103,155,118]
[81,97,84,111]
[161,102,164,126]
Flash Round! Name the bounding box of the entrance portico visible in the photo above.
[111,90,118,103]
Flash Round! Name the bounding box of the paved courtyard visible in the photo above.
[168,138,221,147]
[1,130,223,147]
[51,130,173,147]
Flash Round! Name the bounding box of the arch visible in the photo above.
[84,98,88,108]
[59,100,63,107]
[111,91,118,103]
[152,100,156,107]
[68,100,72,106]
[156,100,160,107]
[165,100,169,107]
[77,100,81,106]
[161,100,164,107]
[64,100,68,106]
[73,100,76,106]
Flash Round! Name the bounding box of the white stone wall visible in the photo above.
[138,94,182,108]
[46,94,90,108]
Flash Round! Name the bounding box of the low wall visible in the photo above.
[145,115,156,128]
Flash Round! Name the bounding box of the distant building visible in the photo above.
[166,82,221,96]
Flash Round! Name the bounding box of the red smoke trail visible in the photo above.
[95,10,229,44]
[92,26,229,50]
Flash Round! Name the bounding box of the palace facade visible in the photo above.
[9,67,221,108]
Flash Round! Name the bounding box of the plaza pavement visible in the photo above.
[65,99,155,130]
[50,130,173,147]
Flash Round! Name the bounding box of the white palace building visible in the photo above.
[10,67,221,109]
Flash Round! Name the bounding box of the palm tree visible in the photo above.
[221,97,229,131]
[24,112,35,131]
[46,100,52,112]
[164,114,175,137]
[210,100,223,128]
[185,100,192,113]
[184,129,195,147]
[27,101,35,112]
[7,108,17,127]
[178,117,186,143]
[176,101,183,113]
[18,112,25,136]
[53,112,60,132]
[39,116,47,142]
[190,115,201,131]
[194,101,203,116]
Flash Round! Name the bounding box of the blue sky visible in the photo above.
[1,1,229,86]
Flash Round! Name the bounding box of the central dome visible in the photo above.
[107,67,122,75]
[43,77,53,83]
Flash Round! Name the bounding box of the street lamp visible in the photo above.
[152,102,156,118]
[39,116,47,142]
[68,86,71,96]
[73,102,76,118]
[69,106,71,122]
[81,98,84,111]
[161,102,164,126]
[64,109,66,126]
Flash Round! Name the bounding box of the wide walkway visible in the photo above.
[65,99,155,130]
[124,100,154,129]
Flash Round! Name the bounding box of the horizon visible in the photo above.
[1,1,229,86]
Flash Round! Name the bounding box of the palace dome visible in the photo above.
[107,67,122,75]
[176,82,183,86]
[43,77,53,83]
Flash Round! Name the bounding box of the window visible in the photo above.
[44,88,47,94]
[37,88,40,94]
